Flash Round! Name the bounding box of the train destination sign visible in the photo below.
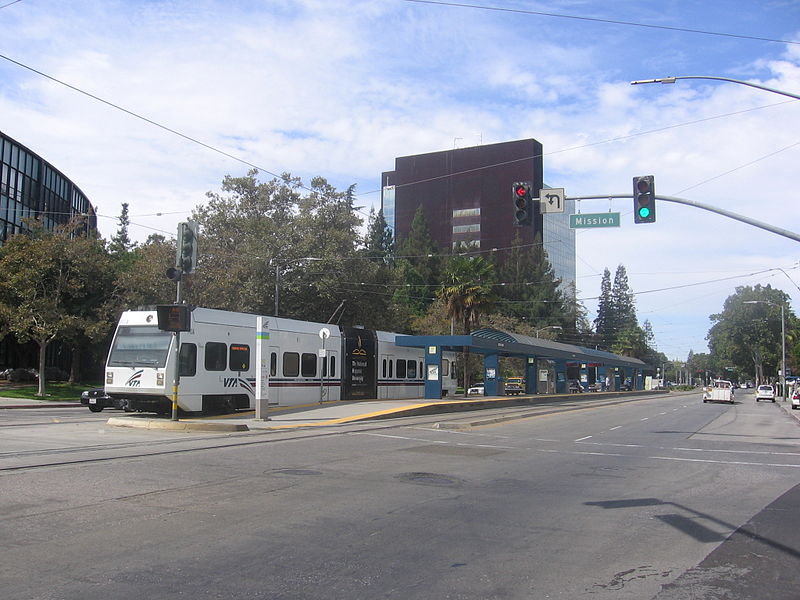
[569,212,621,229]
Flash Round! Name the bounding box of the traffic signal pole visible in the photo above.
[567,193,800,243]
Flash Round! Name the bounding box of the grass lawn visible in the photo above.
[0,382,101,401]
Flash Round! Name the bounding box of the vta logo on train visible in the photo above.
[126,370,143,387]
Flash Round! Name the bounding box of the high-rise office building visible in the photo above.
[381,138,575,291]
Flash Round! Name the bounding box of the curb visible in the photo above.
[106,417,249,432]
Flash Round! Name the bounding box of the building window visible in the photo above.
[453,208,480,218]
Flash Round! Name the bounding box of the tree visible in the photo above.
[108,202,135,258]
[495,232,564,327]
[0,220,114,394]
[437,255,496,393]
[113,234,177,308]
[394,206,440,315]
[707,284,794,383]
[593,268,614,349]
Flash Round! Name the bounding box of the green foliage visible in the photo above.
[707,284,795,383]
[0,219,115,394]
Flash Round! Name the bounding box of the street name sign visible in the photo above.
[539,188,565,213]
[569,212,621,229]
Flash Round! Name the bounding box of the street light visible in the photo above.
[744,300,786,400]
[274,257,322,316]
[630,75,800,101]
[535,325,562,338]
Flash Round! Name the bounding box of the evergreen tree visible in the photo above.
[109,202,135,256]
[593,268,614,349]
[364,208,394,261]
[394,205,440,315]
[496,232,563,327]
[612,265,638,331]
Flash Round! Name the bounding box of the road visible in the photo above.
[1,390,799,599]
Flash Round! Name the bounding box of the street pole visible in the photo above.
[780,303,786,400]
[171,269,182,422]
[275,262,280,316]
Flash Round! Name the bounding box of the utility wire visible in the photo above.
[400,0,800,45]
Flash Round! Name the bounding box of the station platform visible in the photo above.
[106,391,664,432]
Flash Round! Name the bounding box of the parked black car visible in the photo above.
[80,388,127,412]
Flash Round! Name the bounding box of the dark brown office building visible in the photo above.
[381,138,544,252]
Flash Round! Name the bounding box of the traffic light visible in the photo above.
[512,182,532,225]
[633,175,656,224]
[177,221,198,274]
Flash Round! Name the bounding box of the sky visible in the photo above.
[1,0,799,363]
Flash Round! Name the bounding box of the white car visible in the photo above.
[755,385,775,403]
[467,384,485,396]
[791,390,799,410]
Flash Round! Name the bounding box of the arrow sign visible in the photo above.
[539,188,565,213]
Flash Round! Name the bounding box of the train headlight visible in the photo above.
[156,372,165,386]
[106,372,113,384]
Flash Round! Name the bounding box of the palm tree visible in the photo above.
[437,255,496,395]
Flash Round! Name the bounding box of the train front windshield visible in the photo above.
[107,325,172,368]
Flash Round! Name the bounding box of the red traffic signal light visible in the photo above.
[512,182,532,225]
[633,175,656,224]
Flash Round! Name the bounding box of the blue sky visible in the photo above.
[1,0,799,363]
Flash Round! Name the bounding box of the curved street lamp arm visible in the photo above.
[630,75,800,101]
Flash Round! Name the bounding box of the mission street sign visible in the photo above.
[569,212,621,229]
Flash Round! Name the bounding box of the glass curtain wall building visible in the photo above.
[0,131,96,244]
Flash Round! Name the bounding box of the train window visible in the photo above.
[389,359,393,378]
[419,361,423,377]
[229,344,250,372]
[205,342,227,371]
[301,353,317,378]
[179,343,197,377]
[283,352,299,377]
[397,359,407,378]
[443,359,450,377]
[407,360,417,379]
[330,355,336,378]
[270,352,277,377]
[382,358,387,379]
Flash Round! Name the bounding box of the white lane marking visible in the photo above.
[574,435,593,442]
[653,455,800,469]
[609,426,622,431]
[658,412,667,415]
[641,417,649,421]
[356,432,800,469]
[577,440,800,457]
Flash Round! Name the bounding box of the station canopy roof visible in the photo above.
[395,327,647,370]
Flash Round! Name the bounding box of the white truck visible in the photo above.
[702,380,735,404]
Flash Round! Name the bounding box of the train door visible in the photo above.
[379,354,391,399]
[340,327,377,400]
[268,345,281,405]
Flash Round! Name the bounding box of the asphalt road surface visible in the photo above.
[1,390,799,599]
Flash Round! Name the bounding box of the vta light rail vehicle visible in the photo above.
[104,307,457,414]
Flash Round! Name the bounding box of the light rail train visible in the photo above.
[104,307,457,414]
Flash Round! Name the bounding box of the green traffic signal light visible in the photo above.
[633,175,656,224]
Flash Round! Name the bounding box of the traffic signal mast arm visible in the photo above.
[566,193,800,243]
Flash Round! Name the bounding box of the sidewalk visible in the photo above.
[106,391,667,433]
[0,396,81,409]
